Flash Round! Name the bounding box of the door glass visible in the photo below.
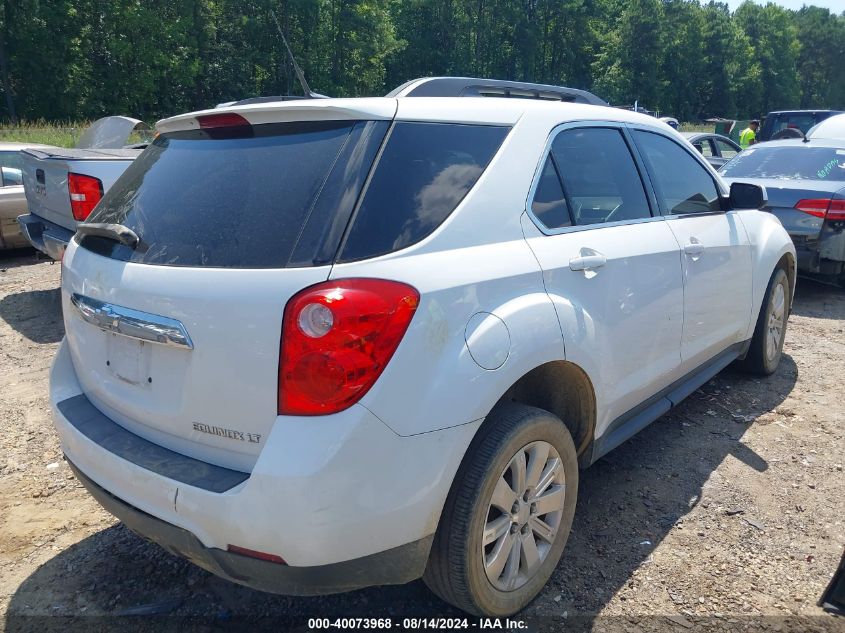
[551,127,651,225]
[716,139,738,159]
[530,156,571,229]
[633,130,721,215]
[696,139,715,157]
[1,166,22,187]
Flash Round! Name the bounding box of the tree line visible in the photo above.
[1,0,843,124]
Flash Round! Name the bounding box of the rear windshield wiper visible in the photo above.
[76,223,140,249]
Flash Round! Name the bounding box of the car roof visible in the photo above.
[157,96,665,134]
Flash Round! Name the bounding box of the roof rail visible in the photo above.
[386,77,607,106]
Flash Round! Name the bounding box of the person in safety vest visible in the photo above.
[739,120,760,149]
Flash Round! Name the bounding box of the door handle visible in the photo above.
[683,240,705,256]
[569,253,607,271]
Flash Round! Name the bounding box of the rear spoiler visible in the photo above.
[156,98,397,135]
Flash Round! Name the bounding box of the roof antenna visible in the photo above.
[270,10,325,99]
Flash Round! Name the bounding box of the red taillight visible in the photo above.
[278,279,420,416]
[226,544,286,565]
[795,198,845,221]
[197,112,250,129]
[67,173,103,221]
[827,200,845,221]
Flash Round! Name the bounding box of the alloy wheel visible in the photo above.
[766,280,786,362]
[482,441,566,591]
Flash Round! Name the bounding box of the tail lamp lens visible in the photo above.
[68,173,104,221]
[795,198,828,218]
[795,198,845,220]
[826,200,845,221]
[278,279,420,416]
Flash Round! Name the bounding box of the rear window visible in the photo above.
[0,151,22,171]
[338,122,509,262]
[721,146,845,181]
[82,120,388,268]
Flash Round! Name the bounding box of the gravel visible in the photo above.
[0,251,843,632]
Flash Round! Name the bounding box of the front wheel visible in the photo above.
[740,267,790,375]
[423,404,578,616]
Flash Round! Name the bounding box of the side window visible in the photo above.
[1,166,22,187]
[633,130,721,215]
[530,156,571,229]
[0,152,22,186]
[694,139,714,157]
[716,139,738,159]
[339,122,509,262]
[550,127,651,225]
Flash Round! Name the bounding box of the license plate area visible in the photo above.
[106,333,151,387]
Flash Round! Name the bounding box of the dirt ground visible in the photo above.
[0,250,843,633]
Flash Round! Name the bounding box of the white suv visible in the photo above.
[51,79,795,616]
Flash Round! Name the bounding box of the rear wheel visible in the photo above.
[423,404,578,616]
[741,267,790,375]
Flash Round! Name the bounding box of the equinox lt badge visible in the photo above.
[192,422,261,444]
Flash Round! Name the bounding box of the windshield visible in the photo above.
[721,146,845,181]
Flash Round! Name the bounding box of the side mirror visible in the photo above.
[729,182,767,210]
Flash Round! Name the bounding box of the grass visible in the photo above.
[679,122,715,133]
[0,118,717,147]
[0,120,91,147]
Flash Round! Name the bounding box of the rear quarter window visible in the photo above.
[338,122,509,262]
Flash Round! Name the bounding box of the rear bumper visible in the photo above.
[49,338,478,588]
[68,458,432,595]
[18,213,74,260]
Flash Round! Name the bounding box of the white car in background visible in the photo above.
[49,78,795,616]
[806,113,845,140]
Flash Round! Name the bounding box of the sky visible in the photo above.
[717,0,844,10]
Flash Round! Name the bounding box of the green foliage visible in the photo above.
[0,0,842,124]
[593,0,666,109]
[734,1,801,113]
[0,120,89,146]
[795,5,845,109]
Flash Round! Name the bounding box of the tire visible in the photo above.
[740,267,790,375]
[423,404,578,616]
[770,127,804,140]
